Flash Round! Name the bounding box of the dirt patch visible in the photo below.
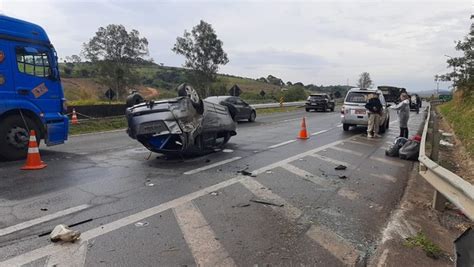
[436,108,474,185]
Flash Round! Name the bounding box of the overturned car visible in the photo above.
[126,84,237,156]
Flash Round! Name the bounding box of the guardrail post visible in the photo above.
[430,109,447,211]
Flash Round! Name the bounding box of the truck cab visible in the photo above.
[0,15,68,160]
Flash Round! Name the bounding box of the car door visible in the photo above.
[379,93,388,124]
[0,40,15,110]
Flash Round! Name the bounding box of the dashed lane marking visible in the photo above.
[306,224,361,266]
[310,154,352,168]
[346,140,372,147]
[369,156,405,167]
[311,129,329,136]
[0,204,91,237]
[280,163,329,186]
[184,157,242,175]
[328,146,364,157]
[173,201,236,267]
[267,139,296,149]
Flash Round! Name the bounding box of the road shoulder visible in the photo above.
[369,162,471,267]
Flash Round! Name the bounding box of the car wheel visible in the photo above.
[330,107,335,112]
[0,115,40,161]
[343,124,350,131]
[248,111,256,122]
[386,118,390,129]
[177,83,204,114]
[305,108,310,112]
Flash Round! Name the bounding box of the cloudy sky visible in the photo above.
[1,0,472,91]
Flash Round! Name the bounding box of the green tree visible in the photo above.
[438,15,473,95]
[82,24,149,99]
[357,72,373,89]
[172,20,229,97]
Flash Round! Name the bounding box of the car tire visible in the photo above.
[330,106,335,112]
[386,118,390,129]
[305,108,310,112]
[0,115,40,161]
[343,124,350,131]
[177,83,204,114]
[248,111,256,122]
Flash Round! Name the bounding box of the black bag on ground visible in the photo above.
[399,140,420,160]
[385,137,408,157]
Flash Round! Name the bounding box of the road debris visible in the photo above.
[335,165,347,170]
[134,221,149,227]
[50,224,81,242]
[223,149,234,153]
[440,140,454,147]
[338,175,347,179]
[210,191,219,196]
[239,169,256,177]
[205,159,211,163]
[250,199,284,207]
[232,203,251,208]
[40,208,48,211]
[265,170,273,174]
[145,182,155,187]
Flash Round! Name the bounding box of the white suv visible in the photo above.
[341,88,390,132]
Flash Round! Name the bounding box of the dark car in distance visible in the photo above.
[305,93,335,112]
[205,96,256,122]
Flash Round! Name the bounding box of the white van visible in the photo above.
[341,88,390,132]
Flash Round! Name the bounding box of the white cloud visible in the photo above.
[1,0,471,91]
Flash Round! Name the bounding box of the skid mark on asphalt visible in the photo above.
[183,156,242,175]
[306,224,361,266]
[173,201,236,267]
[0,204,91,237]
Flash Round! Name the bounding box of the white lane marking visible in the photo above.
[1,177,243,266]
[173,202,236,267]
[336,124,343,127]
[184,157,242,175]
[346,140,372,147]
[376,248,390,267]
[3,136,358,266]
[0,204,90,237]
[306,225,360,266]
[311,129,329,136]
[240,177,302,221]
[251,135,355,176]
[280,164,329,186]
[370,173,397,183]
[369,156,405,167]
[310,154,352,168]
[267,139,296,149]
[45,241,88,267]
[328,146,364,157]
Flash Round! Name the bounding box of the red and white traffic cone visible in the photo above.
[21,130,47,170]
[71,108,78,125]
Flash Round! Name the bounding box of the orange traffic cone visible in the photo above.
[297,117,309,139]
[21,130,47,170]
[71,109,78,125]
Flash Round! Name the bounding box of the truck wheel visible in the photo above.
[0,115,40,161]
[343,124,350,131]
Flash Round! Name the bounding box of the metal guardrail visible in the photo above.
[418,102,474,220]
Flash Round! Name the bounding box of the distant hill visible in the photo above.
[416,90,452,97]
[59,62,352,104]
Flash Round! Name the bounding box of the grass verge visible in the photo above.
[405,232,444,259]
[69,116,127,135]
[257,106,304,114]
[438,93,473,157]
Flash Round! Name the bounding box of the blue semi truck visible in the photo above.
[0,15,68,160]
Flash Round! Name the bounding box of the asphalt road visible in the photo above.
[0,108,425,266]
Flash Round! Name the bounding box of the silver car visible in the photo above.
[341,88,390,132]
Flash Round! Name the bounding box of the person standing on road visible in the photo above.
[365,93,383,138]
[391,93,410,138]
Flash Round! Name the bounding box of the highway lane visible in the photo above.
[0,108,425,266]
